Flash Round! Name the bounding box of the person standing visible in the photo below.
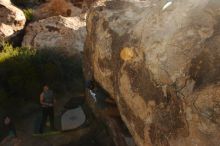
[39,85,56,133]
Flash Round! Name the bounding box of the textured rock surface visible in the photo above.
[0,0,26,39]
[22,16,86,54]
[71,0,97,9]
[34,0,82,20]
[84,0,220,146]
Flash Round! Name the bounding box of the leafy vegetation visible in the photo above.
[23,8,33,21]
[0,43,84,116]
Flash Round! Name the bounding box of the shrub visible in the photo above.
[23,8,33,21]
[0,43,84,117]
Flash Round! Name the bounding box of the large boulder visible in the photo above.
[84,0,220,146]
[22,16,86,54]
[0,0,26,40]
[34,0,82,20]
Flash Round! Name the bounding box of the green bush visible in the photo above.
[23,8,33,21]
[0,43,84,116]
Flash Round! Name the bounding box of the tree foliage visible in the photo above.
[0,43,84,116]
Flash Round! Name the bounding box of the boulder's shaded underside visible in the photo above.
[84,0,220,146]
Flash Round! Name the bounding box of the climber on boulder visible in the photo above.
[86,80,119,117]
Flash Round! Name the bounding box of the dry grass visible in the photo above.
[49,0,73,16]
[34,0,80,19]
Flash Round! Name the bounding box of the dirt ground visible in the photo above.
[2,93,111,146]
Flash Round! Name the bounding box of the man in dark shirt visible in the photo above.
[39,85,56,133]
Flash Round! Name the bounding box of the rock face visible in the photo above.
[84,0,220,146]
[22,16,86,54]
[0,0,26,39]
[34,0,82,20]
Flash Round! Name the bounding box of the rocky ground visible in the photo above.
[8,93,115,146]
